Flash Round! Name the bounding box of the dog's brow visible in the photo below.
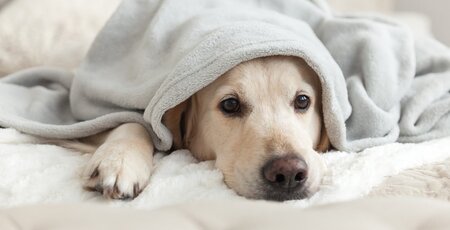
[297,83,315,96]
[216,85,244,99]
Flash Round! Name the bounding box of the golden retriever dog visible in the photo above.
[81,56,330,201]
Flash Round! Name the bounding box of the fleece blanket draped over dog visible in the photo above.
[1,0,449,152]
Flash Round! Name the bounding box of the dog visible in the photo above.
[79,56,330,201]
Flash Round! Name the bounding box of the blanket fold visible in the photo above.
[1,0,449,151]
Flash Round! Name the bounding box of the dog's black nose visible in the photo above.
[263,155,308,190]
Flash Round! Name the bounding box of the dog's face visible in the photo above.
[164,56,329,201]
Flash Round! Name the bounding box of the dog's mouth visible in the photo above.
[259,176,317,201]
[235,179,316,201]
[263,188,312,201]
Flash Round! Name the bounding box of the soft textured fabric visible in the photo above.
[1,128,449,208]
[370,157,450,200]
[1,198,450,230]
[0,0,449,152]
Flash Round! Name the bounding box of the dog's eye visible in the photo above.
[220,98,240,114]
[294,94,310,111]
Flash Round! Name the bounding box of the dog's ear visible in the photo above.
[315,123,331,153]
[162,98,196,150]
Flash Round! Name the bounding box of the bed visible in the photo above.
[0,127,449,208]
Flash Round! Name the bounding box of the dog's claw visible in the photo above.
[95,184,104,193]
[84,180,145,200]
[133,183,141,197]
[120,194,133,200]
[96,183,142,199]
[90,167,99,179]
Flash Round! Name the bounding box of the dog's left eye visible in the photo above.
[220,98,241,115]
[294,94,310,112]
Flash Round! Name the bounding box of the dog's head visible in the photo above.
[163,56,329,201]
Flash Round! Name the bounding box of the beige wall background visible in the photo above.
[395,0,450,46]
[328,0,449,46]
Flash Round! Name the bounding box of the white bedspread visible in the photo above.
[0,128,449,209]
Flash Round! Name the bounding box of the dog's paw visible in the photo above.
[83,140,153,200]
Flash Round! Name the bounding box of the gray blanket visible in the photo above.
[1,0,449,152]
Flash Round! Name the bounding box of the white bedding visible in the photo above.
[0,128,449,209]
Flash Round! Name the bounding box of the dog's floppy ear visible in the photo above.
[162,98,196,150]
[315,123,331,152]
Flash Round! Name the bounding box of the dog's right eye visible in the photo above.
[220,98,240,115]
[294,94,310,112]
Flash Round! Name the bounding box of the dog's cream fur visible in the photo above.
[1,0,329,201]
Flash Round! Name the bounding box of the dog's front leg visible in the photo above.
[83,123,154,200]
